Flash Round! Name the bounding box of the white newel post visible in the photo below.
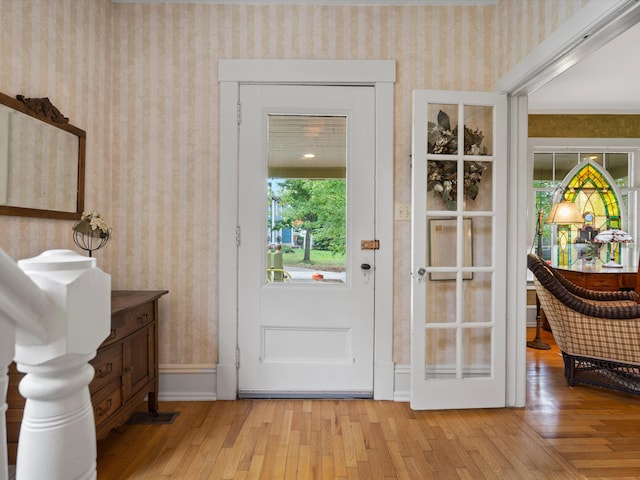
[0,248,50,480]
[0,249,110,480]
[0,323,15,480]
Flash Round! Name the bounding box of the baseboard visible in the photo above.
[394,364,410,402]
[158,363,412,402]
[374,361,395,400]
[158,364,217,401]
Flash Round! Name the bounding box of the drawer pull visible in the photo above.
[138,313,150,325]
[96,362,113,379]
[97,399,113,417]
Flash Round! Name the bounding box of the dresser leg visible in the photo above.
[148,390,159,415]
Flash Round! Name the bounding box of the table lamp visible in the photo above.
[594,229,633,267]
[528,198,583,350]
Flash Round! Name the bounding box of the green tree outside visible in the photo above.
[277,178,346,265]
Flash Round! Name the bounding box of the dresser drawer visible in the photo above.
[558,270,583,285]
[620,273,637,289]
[585,275,619,290]
[92,379,123,426]
[90,343,123,394]
[101,302,154,347]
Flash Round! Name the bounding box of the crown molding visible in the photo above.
[111,0,497,5]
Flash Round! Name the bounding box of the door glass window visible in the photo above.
[423,101,495,382]
[267,114,347,285]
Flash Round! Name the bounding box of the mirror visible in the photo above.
[0,92,85,219]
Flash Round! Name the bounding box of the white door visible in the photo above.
[411,90,507,409]
[238,84,375,397]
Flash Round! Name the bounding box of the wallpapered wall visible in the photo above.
[0,0,587,367]
[530,115,640,137]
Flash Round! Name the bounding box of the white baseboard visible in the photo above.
[158,363,411,402]
[158,364,217,401]
[393,364,410,402]
[374,361,395,400]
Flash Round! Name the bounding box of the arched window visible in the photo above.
[557,161,624,267]
[530,143,637,269]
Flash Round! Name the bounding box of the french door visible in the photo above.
[237,84,376,397]
[411,90,507,409]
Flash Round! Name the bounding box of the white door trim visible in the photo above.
[218,59,396,400]
[494,0,640,97]
[495,0,640,407]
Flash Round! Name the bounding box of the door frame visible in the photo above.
[218,60,396,400]
[495,0,640,407]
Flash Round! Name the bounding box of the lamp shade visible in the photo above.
[594,229,633,244]
[545,200,584,225]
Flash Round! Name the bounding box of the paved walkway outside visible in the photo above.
[283,265,346,283]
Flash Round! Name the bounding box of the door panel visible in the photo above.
[411,90,507,409]
[128,325,153,396]
[238,85,375,397]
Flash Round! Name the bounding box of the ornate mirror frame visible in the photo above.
[0,91,85,220]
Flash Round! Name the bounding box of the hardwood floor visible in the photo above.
[96,329,640,479]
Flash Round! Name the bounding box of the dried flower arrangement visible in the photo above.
[427,110,488,210]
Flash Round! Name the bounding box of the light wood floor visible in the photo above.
[96,329,640,479]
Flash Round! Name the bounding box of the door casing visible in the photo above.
[218,60,396,400]
[495,0,640,407]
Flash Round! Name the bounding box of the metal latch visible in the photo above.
[361,240,380,250]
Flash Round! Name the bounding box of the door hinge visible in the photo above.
[237,101,241,125]
[236,225,241,246]
[236,346,240,369]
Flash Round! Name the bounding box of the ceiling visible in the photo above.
[267,115,347,178]
[528,22,640,114]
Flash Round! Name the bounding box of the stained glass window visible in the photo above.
[561,162,621,266]
[532,151,633,268]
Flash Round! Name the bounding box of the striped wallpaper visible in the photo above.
[0,0,587,367]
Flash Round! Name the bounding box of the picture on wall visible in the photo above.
[428,218,473,281]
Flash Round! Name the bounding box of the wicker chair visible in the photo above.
[527,254,640,395]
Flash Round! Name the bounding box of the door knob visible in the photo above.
[361,263,371,270]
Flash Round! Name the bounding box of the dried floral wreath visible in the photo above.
[427,110,488,210]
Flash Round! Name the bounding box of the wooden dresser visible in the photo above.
[6,290,168,463]
[540,266,638,330]
[554,265,638,293]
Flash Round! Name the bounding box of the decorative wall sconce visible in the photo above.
[72,211,111,257]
